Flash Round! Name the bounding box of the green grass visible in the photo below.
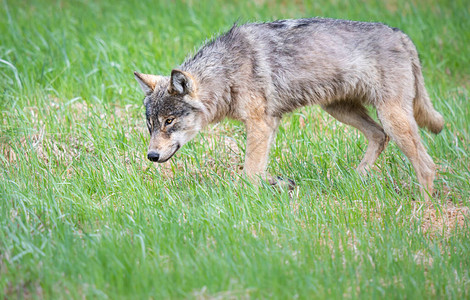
[1,0,469,298]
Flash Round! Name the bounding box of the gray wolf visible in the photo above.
[134,18,444,199]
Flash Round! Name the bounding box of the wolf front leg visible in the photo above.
[243,116,280,182]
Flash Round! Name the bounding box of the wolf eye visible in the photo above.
[165,118,175,125]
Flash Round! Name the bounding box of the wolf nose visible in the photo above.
[147,151,160,162]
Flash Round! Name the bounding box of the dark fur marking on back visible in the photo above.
[268,20,287,29]
[293,21,311,29]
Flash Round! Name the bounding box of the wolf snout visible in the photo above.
[147,151,160,162]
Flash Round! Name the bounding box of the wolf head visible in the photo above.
[134,70,207,163]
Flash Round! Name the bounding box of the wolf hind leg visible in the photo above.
[322,102,389,174]
[376,102,436,200]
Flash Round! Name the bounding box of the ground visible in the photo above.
[0,0,469,298]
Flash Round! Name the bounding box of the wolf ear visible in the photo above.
[134,71,164,94]
[170,69,195,95]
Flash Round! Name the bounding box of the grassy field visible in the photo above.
[1,0,469,298]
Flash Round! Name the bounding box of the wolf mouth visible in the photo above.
[158,144,180,163]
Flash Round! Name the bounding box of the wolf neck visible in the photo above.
[179,35,241,124]
[180,67,232,124]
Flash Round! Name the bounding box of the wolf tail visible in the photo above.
[404,36,444,134]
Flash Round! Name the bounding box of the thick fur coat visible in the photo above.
[135,18,444,198]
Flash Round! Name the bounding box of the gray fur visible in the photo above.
[135,17,444,199]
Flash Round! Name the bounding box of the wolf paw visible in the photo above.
[267,176,296,191]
